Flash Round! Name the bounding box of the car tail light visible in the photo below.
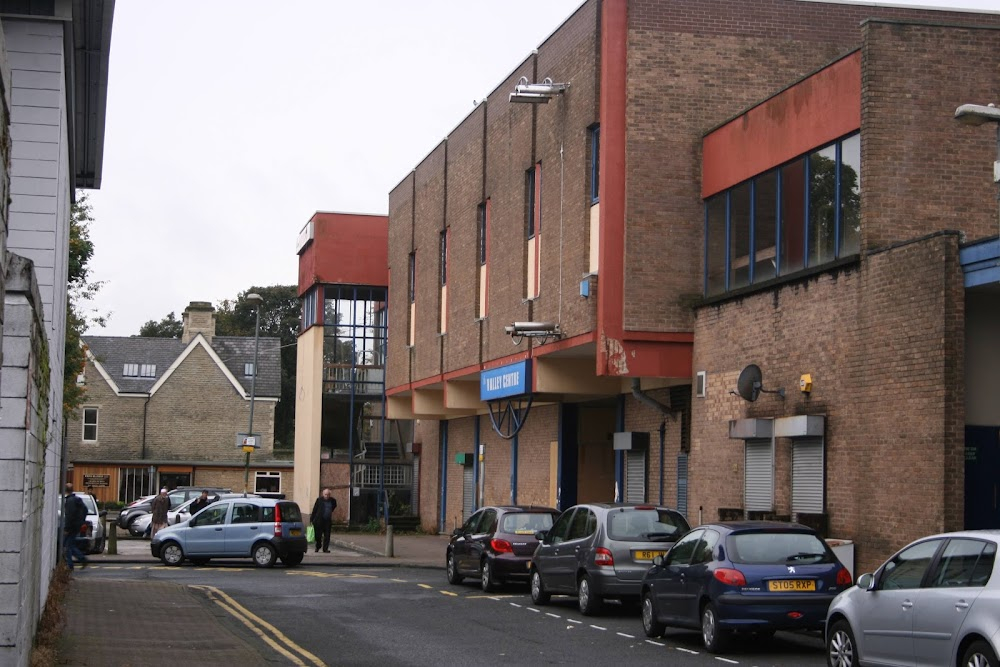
[594,547,614,567]
[836,567,852,586]
[490,538,513,554]
[713,568,747,586]
[79,524,91,537]
[787,611,803,619]
[273,504,282,536]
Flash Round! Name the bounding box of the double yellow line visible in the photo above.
[191,585,325,666]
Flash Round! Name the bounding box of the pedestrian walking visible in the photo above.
[62,483,88,570]
[188,490,212,517]
[310,488,337,553]
[150,487,170,538]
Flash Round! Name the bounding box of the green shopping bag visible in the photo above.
[306,524,315,544]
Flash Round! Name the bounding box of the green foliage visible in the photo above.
[362,517,381,534]
[139,311,183,338]
[64,193,106,416]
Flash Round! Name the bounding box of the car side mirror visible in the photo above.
[534,530,548,543]
[452,527,463,537]
[857,573,875,591]
[652,554,664,567]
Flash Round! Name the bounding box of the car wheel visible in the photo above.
[282,552,304,567]
[962,640,998,667]
[827,620,859,667]
[530,569,550,605]
[701,601,729,653]
[253,542,277,568]
[578,574,603,616]
[190,558,210,566]
[641,590,666,638]
[481,559,500,592]
[446,551,464,584]
[160,541,184,566]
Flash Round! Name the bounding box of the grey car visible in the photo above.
[826,529,1000,667]
[530,503,690,615]
[150,497,307,568]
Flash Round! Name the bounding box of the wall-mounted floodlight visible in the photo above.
[504,321,562,345]
[510,76,570,104]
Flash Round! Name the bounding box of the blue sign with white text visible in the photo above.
[480,361,531,401]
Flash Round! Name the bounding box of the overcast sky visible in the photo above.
[84,0,999,337]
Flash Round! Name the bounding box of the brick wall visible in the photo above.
[691,233,964,574]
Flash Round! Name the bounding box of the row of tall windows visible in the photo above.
[705,133,860,296]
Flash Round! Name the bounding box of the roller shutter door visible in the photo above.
[462,464,475,521]
[676,453,689,518]
[744,438,773,512]
[792,437,824,514]
[625,449,646,503]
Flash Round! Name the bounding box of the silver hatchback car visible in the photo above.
[826,529,1000,667]
[530,503,690,615]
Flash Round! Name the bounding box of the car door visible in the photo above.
[912,539,995,667]
[861,538,944,667]
[564,508,598,589]
[469,508,498,570]
[534,508,576,593]
[652,529,704,625]
[681,529,722,622]
[184,503,230,555]
[454,511,484,574]
[224,502,264,556]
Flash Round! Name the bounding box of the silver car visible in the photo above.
[826,529,1000,667]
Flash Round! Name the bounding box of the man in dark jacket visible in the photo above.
[63,483,89,570]
[188,490,212,517]
[310,488,337,553]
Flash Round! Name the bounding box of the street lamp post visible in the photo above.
[954,102,1000,236]
[243,293,264,497]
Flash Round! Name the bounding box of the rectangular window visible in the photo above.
[526,163,541,237]
[408,253,416,304]
[705,195,727,296]
[439,230,448,286]
[753,171,778,283]
[590,124,600,203]
[839,133,861,257]
[779,157,806,275]
[122,363,138,377]
[808,145,837,267]
[254,471,281,494]
[477,202,487,265]
[478,199,490,318]
[83,407,98,442]
[729,182,751,290]
[301,287,318,331]
[244,363,255,377]
[139,364,156,378]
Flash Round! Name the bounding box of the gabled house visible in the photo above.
[67,301,291,502]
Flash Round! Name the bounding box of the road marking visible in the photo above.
[677,647,699,654]
[526,607,540,613]
[440,590,458,597]
[645,640,665,647]
[128,566,144,569]
[590,625,607,631]
[567,619,582,624]
[286,571,336,578]
[391,578,407,582]
[714,658,739,664]
[191,585,325,666]
[102,566,122,569]
[617,632,634,639]
[418,584,432,589]
[546,613,561,619]
[510,602,522,608]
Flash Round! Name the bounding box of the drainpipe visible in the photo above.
[630,379,675,418]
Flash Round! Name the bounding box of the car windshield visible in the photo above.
[500,512,556,535]
[80,495,98,514]
[728,531,834,564]
[607,508,690,541]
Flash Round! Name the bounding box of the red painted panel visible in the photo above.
[297,212,389,295]
[702,51,861,198]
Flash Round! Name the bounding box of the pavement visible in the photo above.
[56,527,451,665]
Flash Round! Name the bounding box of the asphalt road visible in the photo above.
[80,563,827,666]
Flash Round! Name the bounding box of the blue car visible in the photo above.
[639,521,852,653]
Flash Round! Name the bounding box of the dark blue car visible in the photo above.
[639,521,852,653]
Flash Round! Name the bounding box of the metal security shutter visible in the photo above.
[676,453,689,518]
[462,464,475,521]
[792,437,824,514]
[412,455,420,514]
[625,449,646,503]
[744,438,773,512]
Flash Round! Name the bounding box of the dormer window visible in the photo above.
[140,364,156,378]
[244,363,255,377]
[123,363,138,377]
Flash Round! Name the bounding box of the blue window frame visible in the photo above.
[704,132,860,295]
[477,202,487,265]
[408,252,416,303]
[589,124,600,204]
[439,230,448,286]
[526,166,538,238]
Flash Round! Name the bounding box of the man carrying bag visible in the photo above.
[310,488,337,553]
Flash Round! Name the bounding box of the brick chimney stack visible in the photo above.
[181,301,216,344]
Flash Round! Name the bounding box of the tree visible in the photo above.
[139,312,183,338]
[64,193,106,415]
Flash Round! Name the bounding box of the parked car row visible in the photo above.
[130,493,258,537]
[445,504,1000,667]
[117,487,231,534]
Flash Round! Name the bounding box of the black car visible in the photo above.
[530,503,690,615]
[117,486,230,532]
[640,521,851,653]
[446,505,560,592]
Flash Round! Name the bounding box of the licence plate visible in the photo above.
[290,529,301,537]
[634,550,666,561]
[767,579,815,592]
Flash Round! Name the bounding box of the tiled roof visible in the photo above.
[83,335,281,398]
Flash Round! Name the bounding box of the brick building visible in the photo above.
[381,0,1000,575]
[67,301,289,502]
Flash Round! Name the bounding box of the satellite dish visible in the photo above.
[735,364,785,402]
